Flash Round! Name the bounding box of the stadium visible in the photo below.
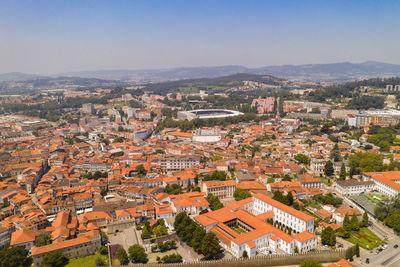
[177,109,243,120]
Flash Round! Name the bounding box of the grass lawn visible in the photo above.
[347,227,383,250]
[232,225,247,234]
[148,249,178,263]
[66,252,109,267]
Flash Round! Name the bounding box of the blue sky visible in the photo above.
[1,0,399,74]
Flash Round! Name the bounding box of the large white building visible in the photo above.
[335,180,375,195]
[252,194,315,234]
[177,109,243,121]
[194,194,317,258]
[363,171,400,198]
[201,180,236,199]
[158,154,201,171]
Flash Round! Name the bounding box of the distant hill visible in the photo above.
[2,61,400,83]
[141,73,282,94]
[0,72,43,82]
[57,61,400,83]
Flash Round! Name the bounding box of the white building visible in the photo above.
[335,180,375,195]
[158,154,201,171]
[252,193,315,234]
[363,172,400,198]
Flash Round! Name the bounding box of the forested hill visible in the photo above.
[141,73,283,95]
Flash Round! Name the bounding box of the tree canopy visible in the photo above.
[0,246,32,267]
[42,250,69,267]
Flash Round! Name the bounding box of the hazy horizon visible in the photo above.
[1,0,400,74]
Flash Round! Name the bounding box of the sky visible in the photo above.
[1,0,400,74]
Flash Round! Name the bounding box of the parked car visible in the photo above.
[366,258,370,264]
[382,244,388,250]
[394,244,398,249]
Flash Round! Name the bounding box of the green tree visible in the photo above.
[343,214,351,231]
[294,153,310,165]
[272,191,289,206]
[350,213,360,231]
[117,247,129,265]
[242,250,248,258]
[206,194,223,210]
[324,160,334,176]
[35,231,51,247]
[294,246,299,253]
[135,164,147,177]
[355,243,360,258]
[190,226,206,253]
[42,250,69,267]
[201,232,221,260]
[95,257,106,266]
[153,225,168,237]
[361,211,369,227]
[321,227,336,246]
[100,188,107,197]
[128,244,148,264]
[299,259,323,267]
[349,152,384,174]
[287,192,294,206]
[0,246,32,267]
[339,163,346,180]
[99,246,108,255]
[233,188,252,201]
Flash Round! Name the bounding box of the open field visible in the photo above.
[347,227,383,250]
[66,252,109,267]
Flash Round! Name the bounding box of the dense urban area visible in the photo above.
[2,74,400,267]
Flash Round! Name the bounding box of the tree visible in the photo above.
[324,160,334,176]
[159,253,183,263]
[99,246,108,255]
[330,144,341,162]
[242,250,248,258]
[206,194,223,210]
[294,153,310,165]
[100,188,107,197]
[190,226,206,253]
[201,232,221,260]
[361,211,369,227]
[128,244,148,264]
[287,192,294,206]
[0,246,32,267]
[339,163,346,180]
[95,257,106,266]
[42,250,69,267]
[351,213,360,231]
[343,214,351,231]
[348,247,354,262]
[233,188,252,201]
[349,152,384,174]
[135,164,147,177]
[355,243,360,257]
[117,247,129,265]
[299,259,323,267]
[35,231,51,247]
[272,191,289,206]
[100,231,108,245]
[153,225,168,237]
[321,227,336,246]
[294,246,299,253]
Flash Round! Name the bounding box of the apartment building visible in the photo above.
[201,180,236,199]
[158,154,201,171]
[335,180,375,195]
